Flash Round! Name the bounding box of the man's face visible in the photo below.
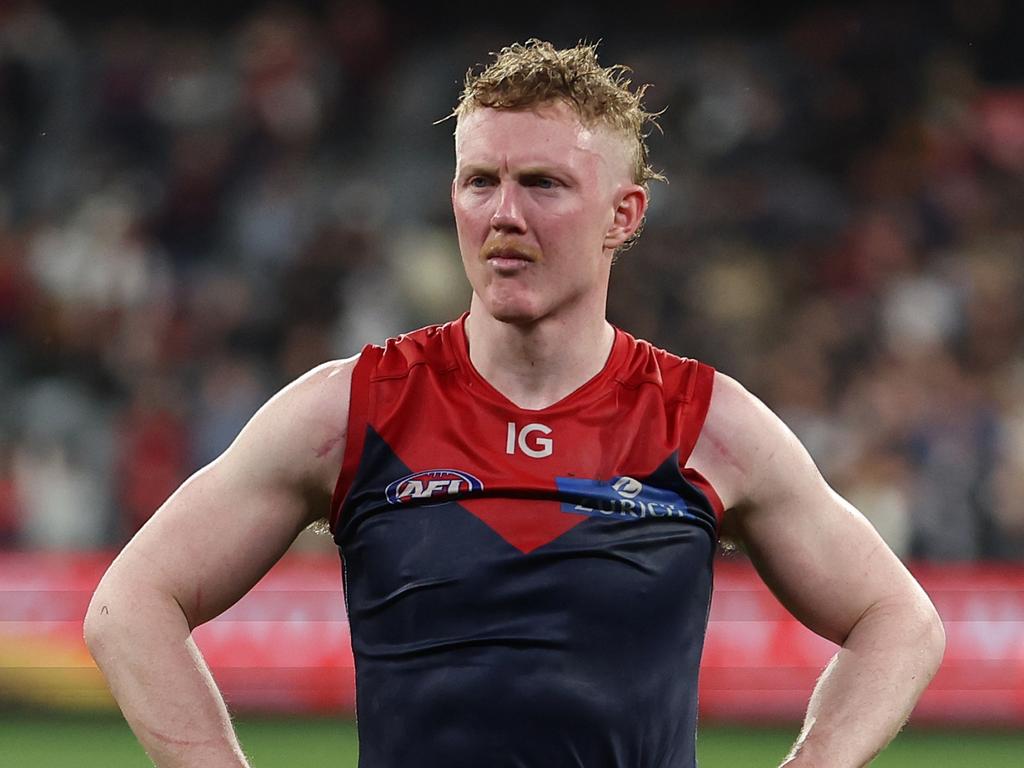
[452,101,645,325]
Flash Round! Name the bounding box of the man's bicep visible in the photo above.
[733,476,912,645]
[692,373,924,645]
[96,358,355,628]
[115,461,315,628]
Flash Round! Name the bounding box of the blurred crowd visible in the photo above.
[0,2,1022,560]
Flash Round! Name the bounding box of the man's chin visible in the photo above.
[480,297,544,326]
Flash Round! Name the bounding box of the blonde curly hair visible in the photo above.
[453,39,665,191]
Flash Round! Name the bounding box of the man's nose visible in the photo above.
[490,183,527,233]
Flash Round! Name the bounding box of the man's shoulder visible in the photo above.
[284,357,360,408]
[364,319,461,380]
[251,357,360,473]
[691,370,817,512]
[615,328,713,400]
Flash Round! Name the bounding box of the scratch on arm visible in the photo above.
[314,434,344,459]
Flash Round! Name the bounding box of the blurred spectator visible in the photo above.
[115,380,189,541]
[191,356,268,467]
[10,379,114,548]
[988,364,1024,559]
[0,445,21,546]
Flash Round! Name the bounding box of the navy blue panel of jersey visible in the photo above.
[335,426,717,768]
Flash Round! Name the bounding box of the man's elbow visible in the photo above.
[886,585,946,686]
[864,585,946,680]
[83,569,145,665]
[83,585,119,665]
[918,598,946,677]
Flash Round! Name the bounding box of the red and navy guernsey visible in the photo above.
[330,314,723,768]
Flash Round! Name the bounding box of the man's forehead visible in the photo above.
[455,104,632,175]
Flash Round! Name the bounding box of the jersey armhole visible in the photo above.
[329,345,380,535]
[679,361,725,523]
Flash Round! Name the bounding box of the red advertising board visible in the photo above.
[704,561,1024,724]
[1,552,1021,724]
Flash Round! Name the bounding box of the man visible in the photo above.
[85,40,944,767]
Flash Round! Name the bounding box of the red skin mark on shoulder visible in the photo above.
[314,434,344,459]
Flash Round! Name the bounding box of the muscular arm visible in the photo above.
[689,373,945,768]
[83,358,356,768]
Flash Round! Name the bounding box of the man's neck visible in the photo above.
[464,300,616,411]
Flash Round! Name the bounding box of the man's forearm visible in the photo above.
[780,598,945,768]
[85,588,250,768]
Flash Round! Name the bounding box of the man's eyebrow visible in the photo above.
[457,164,499,178]
[456,162,578,182]
[517,166,573,178]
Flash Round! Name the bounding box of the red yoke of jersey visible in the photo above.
[330,314,723,545]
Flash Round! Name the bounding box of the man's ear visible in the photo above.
[604,186,648,251]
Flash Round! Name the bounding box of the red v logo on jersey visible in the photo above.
[460,497,585,554]
[361,428,587,554]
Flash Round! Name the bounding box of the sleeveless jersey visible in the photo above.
[330,315,723,768]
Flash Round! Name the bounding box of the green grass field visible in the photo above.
[2,713,1022,766]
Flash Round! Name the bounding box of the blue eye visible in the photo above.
[526,176,558,189]
[468,176,492,188]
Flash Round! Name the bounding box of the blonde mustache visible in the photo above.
[481,239,543,262]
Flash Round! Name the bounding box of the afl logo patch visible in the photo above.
[385,469,484,505]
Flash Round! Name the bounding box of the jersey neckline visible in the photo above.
[445,312,631,415]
